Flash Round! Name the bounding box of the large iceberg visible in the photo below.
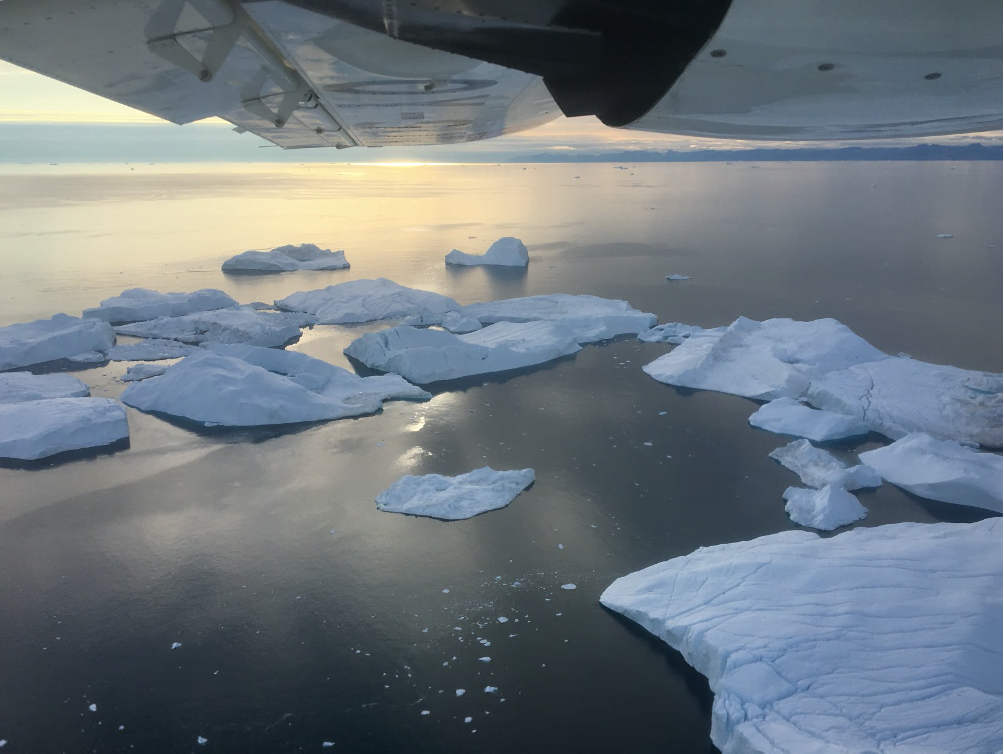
[600,519,1002,754]
[782,484,868,530]
[749,397,870,442]
[445,237,529,267]
[807,357,1002,449]
[344,321,581,384]
[0,314,115,371]
[0,398,129,460]
[642,317,888,400]
[106,338,199,361]
[769,439,881,490]
[275,278,460,325]
[376,467,535,520]
[114,307,310,348]
[83,288,237,324]
[0,372,90,403]
[121,345,428,427]
[460,294,656,343]
[638,322,724,345]
[859,433,1003,513]
[222,243,349,273]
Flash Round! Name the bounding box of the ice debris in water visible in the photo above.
[322,743,335,748]
[275,278,460,325]
[83,288,237,324]
[446,237,529,267]
[484,686,497,693]
[222,243,349,273]
[560,583,576,590]
[0,372,89,403]
[478,657,490,663]
[197,736,208,745]
[0,398,129,461]
[748,397,870,442]
[665,274,691,281]
[344,322,580,384]
[106,338,198,361]
[376,467,535,520]
[859,433,1002,512]
[782,484,868,530]
[497,617,508,623]
[121,344,428,427]
[600,519,1003,754]
[171,642,182,650]
[120,363,168,382]
[456,689,465,697]
[937,233,954,238]
[114,306,311,348]
[638,322,724,345]
[769,439,881,490]
[88,704,97,712]
[0,314,115,371]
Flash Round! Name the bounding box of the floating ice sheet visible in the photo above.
[0,397,129,460]
[0,314,115,371]
[0,372,89,403]
[106,339,199,361]
[782,484,868,530]
[83,288,237,324]
[275,278,460,325]
[114,306,311,348]
[376,467,535,520]
[600,519,1002,754]
[445,237,529,267]
[749,397,870,442]
[222,243,349,273]
[769,439,881,490]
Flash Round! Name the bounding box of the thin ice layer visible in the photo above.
[601,520,1002,754]
[0,372,90,403]
[114,307,311,348]
[859,433,1003,512]
[83,288,237,324]
[749,397,870,442]
[275,278,460,324]
[643,317,888,400]
[807,357,1003,448]
[376,467,535,520]
[445,237,529,267]
[0,398,129,460]
[0,314,115,371]
[222,244,349,272]
[782,484,868,530]
[343,321,581,384]
[106,339,199,361]
[769,439,881,490]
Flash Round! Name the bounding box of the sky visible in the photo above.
[0,60,999,164]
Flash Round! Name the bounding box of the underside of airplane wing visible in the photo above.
[0,0,1000,148]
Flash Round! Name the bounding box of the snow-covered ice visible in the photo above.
[782,484,868,530]
[445,237,529,267]
[600,519,1003,754]
[344,321,581,383]
[115,306,311,348]
[769,439,881,490]
[120,364,168,382]
[859,433,1003,513]
[106,338,199,361]
[807,357,1002,448]
[638,322,724,345]
[0,372,89,403]
[83,288,237,324]
[222,243,349,273]
[275,278,460,325]
[749,397,870,442]
[440,312,482,334]
[122,345,428,427]
[0,398,129,460]
[643,317,888,400]
[0,314,115,371]
[375,467,535,520]
[665,274,691,281]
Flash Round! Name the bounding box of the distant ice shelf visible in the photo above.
[376,467,535,520]
[222,244,349,273]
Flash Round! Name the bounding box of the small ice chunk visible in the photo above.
[440,312,482,334]
[936,233,954,238]
[455,689,465,697]
[322,743,335,748]
[197,736,208,745]
[442,589,450,594]
[120,363,168,382]
[114,306,310,348]
[478,657,490,663]
[783,484,868,530]
[497,617,508,623]
[275,278,459,325]
[376,467,535,520]
[665,274,691,281]
[223,244,349,273]
[0,372,89,404]
[749,397,870,442]
[0,314,115,371]
[484,686,497,693]
[558,544,563,549]
[106,338,198,361]
[421,710,430,716]
[83,288,237,324]
[171,642,182,649]
[88,704,97,712]
[446,237,529,267]
[770,439,880,490]
[859,433,1003,512]
[560,583,576,590]
[464,716,473,723]
[68,350,106,364]
[0,398,129,460]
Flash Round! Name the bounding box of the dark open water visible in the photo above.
[0,162,1000,753]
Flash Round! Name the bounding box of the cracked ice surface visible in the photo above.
[600,519,1003,754]
[770,439,881,490]
[275,278,459,325]
[223,244,349,273]
[0,397,129,460]
[782,484,868,530]
[807,357,1003,449]
[376,467,535,520]
[749,397,870,442]
[0,314,115,371]
[445,237,529,267]
[642,317,888,400]
[114,307,311,348]
[83,288,237,324]
[859,433,1003,513]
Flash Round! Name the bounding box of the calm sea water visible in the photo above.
[0,162,1000,753]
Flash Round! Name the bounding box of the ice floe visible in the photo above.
[375,467,535,520]
[114,306,311,348]
[83,288,237,324]
[222,243,349,273]
[665,274,691,281]
[68,351,106,364]
[0,372,89,403]
[0,398,129,460]
[460,294,656,343]
[600,519,1002,754]
[440,312,482,334]
[275,278,460,324]
[121,345,428,427]
[445,237,529,267]
[344,321,580,384]
[859,433,1003,513]
[782,484,868,530]
[120,364,168,382]
[0,314,115,371]
[638,322,725,345]
[643,317,888,400]
[807,357,1002,448]
[769,439,881,490]
[106,338,199,361]
[749,397,870,442]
